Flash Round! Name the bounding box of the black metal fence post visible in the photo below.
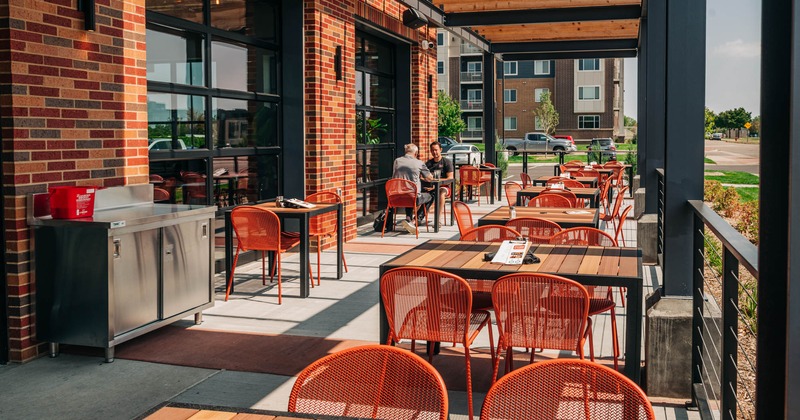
[721,248,739,420]
[691,213,704,407]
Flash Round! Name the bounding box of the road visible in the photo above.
[704,139,760,174]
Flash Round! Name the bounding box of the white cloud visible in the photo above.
[713,39,760,58]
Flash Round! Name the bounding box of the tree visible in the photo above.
[534,90,559,135]
[715,107,752,130]
[704,107,717,136]
[437,90,466,138]
[624,115,637,127]
[749,115,760,135]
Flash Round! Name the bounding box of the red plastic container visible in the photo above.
[48,186,97,219]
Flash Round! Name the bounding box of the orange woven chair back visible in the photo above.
[492,273,590,351]
[380,267,474,344]
[306,191,341,236]
[481,358,655,420]
[541,189,578,207]
[153,187,170,202]
[460,225,520,242]
[183,173,207,201]
[546,177,586,189]
[504,182,522,207]
[528,194,572,208]
[519,172,532,188]
[230,206,283,252]
[608,186,629,219]
[550,227,617,247]
[505,217,562,244]
[615,205,633,245]
[452,201,474,236]
[289,344,448,420]
[459,165,484,187]
[149,174,164,183]
[385,179,417,209]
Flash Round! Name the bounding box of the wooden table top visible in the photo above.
[478,206,599,228]
[518,186,599,197]
[563,167,614,174]
[381,240,641,282]
[254,201,339,215]
[535,175,598,186]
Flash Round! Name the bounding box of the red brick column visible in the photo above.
[305,0,437,243]
[0,1,147,361]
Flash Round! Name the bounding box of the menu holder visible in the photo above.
[281,198,316,209]
[491,240,531,265]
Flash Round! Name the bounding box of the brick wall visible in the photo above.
[0,0,148,362]
[495,78,555,137]
[305,0,436,242]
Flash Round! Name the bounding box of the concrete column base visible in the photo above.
[634,187,646,219]
[632,174,640,192]
[646,295,693,397]
[637,213,658,264]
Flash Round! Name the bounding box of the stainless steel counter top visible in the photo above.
[29,203,217,229]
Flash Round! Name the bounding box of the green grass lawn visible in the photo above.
[736,187,759,202]
[704,170,759,185]
[704,157,716,164]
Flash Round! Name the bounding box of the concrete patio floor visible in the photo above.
[0,180,698,420]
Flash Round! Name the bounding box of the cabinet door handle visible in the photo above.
[113,239,121,258]
[201,223,208,238]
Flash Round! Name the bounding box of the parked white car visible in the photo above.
[148,138,187,151]
[445,144,482,165]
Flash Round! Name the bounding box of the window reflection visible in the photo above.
[146,28,204,86]
[213,98,278,148]
[147,93,206,149]
[211,40,277,94]
[147,0,203,24]
[210,0,278,42]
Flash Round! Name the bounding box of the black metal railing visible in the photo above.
[688,200,758,420]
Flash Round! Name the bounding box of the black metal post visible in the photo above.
[662,0,705,297]
[758,0,795,417]
[483,51,496,164]
[690,214,704,407]
[721,248,739,420]
[641,0,666,215]
[281,0,305,198]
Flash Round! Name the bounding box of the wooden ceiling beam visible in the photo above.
[473,19,640,42]
[445,5,641,27]
[436,0,641,14]
[492,38,638,53]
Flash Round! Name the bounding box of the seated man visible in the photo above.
[421,141,454,226]
[392,143,434,234]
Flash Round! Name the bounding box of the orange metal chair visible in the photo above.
[224,207,301,304]
[460,165,489,205]
[540,188,578,208]
[460,225,520,242]
[527,194,572,208]
[601,186,629,232]
[304,191,348,287]
[383,179,428,238]
[480,359,655,420]
[453,201,475,237]
[549,228,620,369]
[519,172,532,189]
[153,187,170,203]
[491,273,593,383]
[427,184,451,227]
[504,181,522,207]
[545,177,586,189]
[381,267,493,420]
[505,217,562,244]
[613,205,633,307]
[288,344,448,420]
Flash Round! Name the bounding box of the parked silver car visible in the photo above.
[445,144,482,165]
[502,132,578,155]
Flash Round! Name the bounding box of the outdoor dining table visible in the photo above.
[457,165,503,204]
[378,239,644,384]
[224,201,343,298]
[517,186,601,208]
[477,206,599,229]
[555,164,634,197]
[533,175,598,188]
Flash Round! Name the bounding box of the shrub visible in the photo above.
[704,180,724,202]
[736,201,759,244]
[714,187,740,218]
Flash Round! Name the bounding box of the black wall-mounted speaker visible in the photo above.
[402,8,428,29]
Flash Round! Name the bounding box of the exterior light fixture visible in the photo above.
[77,0,96,31]
[335,46,342,81]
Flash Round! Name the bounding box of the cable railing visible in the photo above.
[684,199,759,420]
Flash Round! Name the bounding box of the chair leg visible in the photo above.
[465,346,474,420]
[262,251,267,285]
[491,341,504,385]
[381,206,390,238]
[277,252,282,305]
[316,238,321,286]
[610,307,619,370]
[224,250,241,301]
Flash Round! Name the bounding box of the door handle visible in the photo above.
[201,223,208,238]
[113,239,121,259]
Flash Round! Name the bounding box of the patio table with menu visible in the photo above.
[477,206,599,229]
[533,175,598,188]
[517,186,601,208]
[224,201,343,298]
[378,239,644,384]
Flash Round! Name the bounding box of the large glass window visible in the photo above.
[355,33,396,217]
[535,88,550,102]
[467,61,482,73]
[467,116,482,130]
[146,28,205,86]
[504,117,517,131]
[503,61,518,76]
[504,89,517,103]
[210,0,278,42]
[437,61,444,75]
[211,40,277,94]
[578,59,601,71]
[147,93,206,149]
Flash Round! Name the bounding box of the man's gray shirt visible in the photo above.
[392,153,431,193]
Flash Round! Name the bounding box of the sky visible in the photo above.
[624,0,762,119]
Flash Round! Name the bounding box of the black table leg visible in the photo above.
[379,266,389,344]
[225,210,234,294]
[336,204,343,279]
[433,187,440,233]
[299,216,310,298]
[625,278,643,384]
[489,171,496,204]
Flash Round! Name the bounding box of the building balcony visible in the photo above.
[460,43,483,55]
[460,71,483,83]
[460,100,483,110]
[460,129,483,139]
